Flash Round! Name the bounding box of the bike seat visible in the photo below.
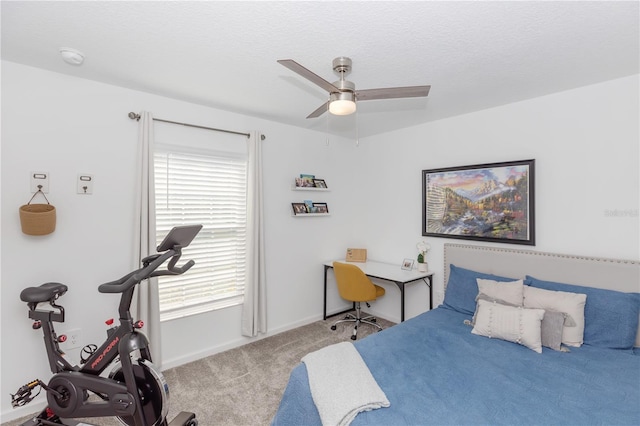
[20,282,68,304]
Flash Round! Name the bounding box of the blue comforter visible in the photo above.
[272,307,640,425]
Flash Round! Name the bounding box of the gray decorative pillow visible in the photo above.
[540,310,567,352]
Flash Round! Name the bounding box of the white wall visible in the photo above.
[357,74,639,320]
[0,61,358,421]
[1,61,638,422]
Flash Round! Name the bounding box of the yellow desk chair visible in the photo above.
[331,261,386,340]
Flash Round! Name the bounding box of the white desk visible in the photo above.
[323,260,434,322]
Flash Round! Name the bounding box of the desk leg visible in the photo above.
[394,277,432,322]
[424,276,433,310]
[393,282,406,322]
[323,265,330,320]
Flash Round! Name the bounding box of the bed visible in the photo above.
[272,243,640,425]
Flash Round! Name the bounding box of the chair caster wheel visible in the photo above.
[187,420,198,426]
[331,325,337,330]
[351,335,357,340]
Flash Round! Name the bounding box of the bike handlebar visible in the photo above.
[98,248,192,294]
[98,271,138,291]
[150,259,195,277]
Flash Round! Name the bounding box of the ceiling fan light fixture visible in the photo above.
[329,92,356,115]
[278,57,429,119]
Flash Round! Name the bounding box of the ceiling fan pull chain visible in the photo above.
[355,110,360,147]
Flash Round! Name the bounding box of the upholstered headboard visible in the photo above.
[443,243,640,346]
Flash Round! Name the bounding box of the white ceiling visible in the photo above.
[2,1,638,138]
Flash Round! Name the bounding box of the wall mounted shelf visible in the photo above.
[291,175,330,217]
[291,185,330,192]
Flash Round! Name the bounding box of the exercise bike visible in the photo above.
[11,225,203,426]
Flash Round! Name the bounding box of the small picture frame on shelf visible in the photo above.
[401,258,415,270]
[313,179,327,188]
[299,174,316,187]
[292,203,308,214]
[313,202,329,213]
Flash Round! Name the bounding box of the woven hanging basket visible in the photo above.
[19,189,56,236]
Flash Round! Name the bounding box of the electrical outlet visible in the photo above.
[61,328,82,350]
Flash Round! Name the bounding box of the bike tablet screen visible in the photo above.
[157,225,203,251]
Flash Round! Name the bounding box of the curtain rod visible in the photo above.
[128,112,265,140]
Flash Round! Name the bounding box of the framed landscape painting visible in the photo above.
[422,159,535,245]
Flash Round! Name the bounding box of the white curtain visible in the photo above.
[132,111,162,366]
[242,131,267,337]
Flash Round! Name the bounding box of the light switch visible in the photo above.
[77,174,93,195]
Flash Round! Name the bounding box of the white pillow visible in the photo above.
[471,298,545,353]
[476,278,524,306]
[523,286,586,347]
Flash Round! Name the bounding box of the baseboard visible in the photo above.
[2,399,46,423]
[160,313,322,371]
[363,308,400,324]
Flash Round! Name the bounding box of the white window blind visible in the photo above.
[154,149,247,321]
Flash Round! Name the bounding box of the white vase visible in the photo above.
[417,262,428,272]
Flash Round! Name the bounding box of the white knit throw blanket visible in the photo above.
[302,342,390,426]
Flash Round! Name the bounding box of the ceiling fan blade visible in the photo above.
[278,59,341,93]
[306,101,330,119]
[356,85,431,101]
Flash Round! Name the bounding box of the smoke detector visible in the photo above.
[59,48,85,66]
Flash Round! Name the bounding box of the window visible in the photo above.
[154,148,247,321]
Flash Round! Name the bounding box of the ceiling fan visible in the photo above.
[277,56,430,119]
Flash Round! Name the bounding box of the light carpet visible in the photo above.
[3,314,395,426]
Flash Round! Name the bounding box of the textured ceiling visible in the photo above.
[2,1,638,138]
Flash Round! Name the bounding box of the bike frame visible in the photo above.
[18,225,201,426]
[28,254,173,425]
[35,285,149,377]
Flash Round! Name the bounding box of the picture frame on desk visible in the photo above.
[401,258,415,270]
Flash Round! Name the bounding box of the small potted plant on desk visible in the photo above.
[416,241,431,272]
